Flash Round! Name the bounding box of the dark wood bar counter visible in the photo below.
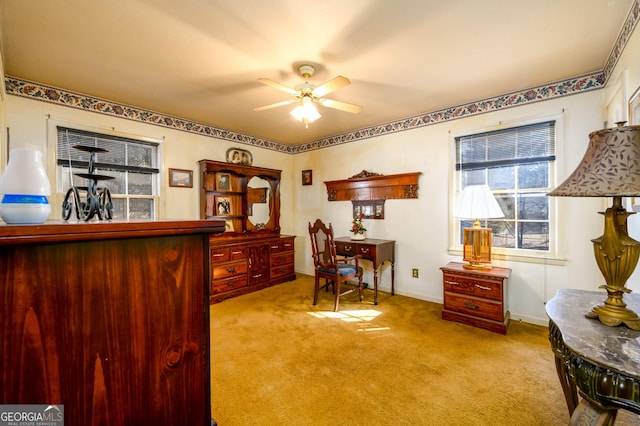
[0,219,225,426]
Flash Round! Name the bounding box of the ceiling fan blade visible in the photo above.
[318,98,362,114]
[312,75,351,97]
[254,99,295,111]
[257,78,298,96]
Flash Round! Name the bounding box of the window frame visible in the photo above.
[47,119,163,220]
[448,115,565,265]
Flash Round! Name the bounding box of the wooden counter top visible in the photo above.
[0,219,226,245]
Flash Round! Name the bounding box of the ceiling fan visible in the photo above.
[255,64,362,127]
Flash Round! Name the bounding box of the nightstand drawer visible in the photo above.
[212,260,248,280]
[444,293,504,322]
[443,273,503,301]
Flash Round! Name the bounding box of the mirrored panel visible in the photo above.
[247,176,271,229]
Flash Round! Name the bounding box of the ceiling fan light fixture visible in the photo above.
[290,102,321,128]
[256,64,360,122]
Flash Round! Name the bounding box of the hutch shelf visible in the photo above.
[199,159,296,303]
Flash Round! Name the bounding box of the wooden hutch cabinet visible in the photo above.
[199,159,296,303]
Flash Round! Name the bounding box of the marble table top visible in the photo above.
[546,288,640,378]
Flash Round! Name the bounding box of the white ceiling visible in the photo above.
[0,0,634,145]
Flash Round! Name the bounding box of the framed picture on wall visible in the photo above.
[169,168,193,188]
[630,86,640,125]
[302,169,312,186]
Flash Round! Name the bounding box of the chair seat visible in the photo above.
[318,263,359,276]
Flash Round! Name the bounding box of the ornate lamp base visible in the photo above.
[588,197,640,330]
[462,261,492,270]
[586,302,640,330]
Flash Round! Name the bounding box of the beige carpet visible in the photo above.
[210,275,640,425]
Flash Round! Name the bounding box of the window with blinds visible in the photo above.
[454,121,556,251]
[56,126,159,220]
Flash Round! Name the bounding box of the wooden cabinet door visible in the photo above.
[248,243,270,285]
[0,234,210,426]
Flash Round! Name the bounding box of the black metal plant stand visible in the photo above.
[61,145,114,221]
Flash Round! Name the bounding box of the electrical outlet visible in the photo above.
[412,268,419,278]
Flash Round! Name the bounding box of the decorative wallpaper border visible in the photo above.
[2,71,603,155]
[4,0,638,154]
[603,0,640,80]
[295,72,604,153]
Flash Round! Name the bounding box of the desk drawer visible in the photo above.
[444,293,503,322]
[443,273,503,302]
[335,241,376,261]
[212,260,248,280]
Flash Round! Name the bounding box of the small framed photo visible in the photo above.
[169,168,193,188]
[226,147,253,165]
[216,173,231,191]
[302,169,313,186]
[224,220,235,233]
[215,196,232,215]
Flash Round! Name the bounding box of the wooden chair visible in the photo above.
[308,218,363,311]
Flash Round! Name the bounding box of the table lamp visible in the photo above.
[453,184,505,269]
[548,122,640,330]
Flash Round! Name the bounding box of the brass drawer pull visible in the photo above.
[360,248,370,253]
[225,267,236,273]
[212,253,225,257]
[464,301,479,310]
[231,250,243,255]
[271,245,279,249]
[475,284,491,291]
[343,245,353,252]
[444,280,459,285]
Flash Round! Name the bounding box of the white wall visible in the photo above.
[290,8,640,327]
[292,92,606,325]
[1,16,638,326]
[2,95,296,236]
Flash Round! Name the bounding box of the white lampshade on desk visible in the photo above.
[453,184,504,269]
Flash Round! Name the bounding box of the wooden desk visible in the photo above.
[0,220,225,426]
[546,289,640,425]
[334,237,395,305]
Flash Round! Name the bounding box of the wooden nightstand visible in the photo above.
[440,261,511,335]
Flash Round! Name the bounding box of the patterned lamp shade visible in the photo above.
[548,125,640,197]
[548,123,640,330]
